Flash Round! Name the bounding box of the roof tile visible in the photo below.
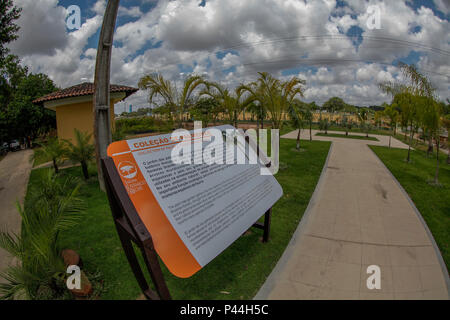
[33,82,138,105]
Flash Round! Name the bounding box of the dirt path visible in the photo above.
[0,149,33,283]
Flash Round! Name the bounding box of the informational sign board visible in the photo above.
[107,125,283,278]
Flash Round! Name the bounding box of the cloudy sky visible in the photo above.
[8,0,450,113]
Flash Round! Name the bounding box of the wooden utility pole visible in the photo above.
[93,0,120,191]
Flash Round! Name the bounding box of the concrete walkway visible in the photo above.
[255,130,449,300]
[0,149,33,283]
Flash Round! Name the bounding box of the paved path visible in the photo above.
[0,150,33,283]
[255,130,449,300]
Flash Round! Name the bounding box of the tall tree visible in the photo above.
[190,98,221,127]
[201,82,253,128]
[139,73,204,128]
[288,99,306,150]
[442,115,450,165]
[322,97,346,113]
[238,72,305,130]
[379,63,436,163]
[383,103,399,148]
[31,137,66,174]
[64,129,95,180]
[0,0,22,63]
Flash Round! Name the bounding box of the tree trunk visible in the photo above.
[93,0,120,192]
[260,105,264,129]
[427,133,433,157]
[53,159,59,174]
[446,137,450,165]
[296,128,301,151]
[309,121,312,141]
[407,123,414,163]
[389,134,392,149]
[81,161,89,180]
[434,137,440,185]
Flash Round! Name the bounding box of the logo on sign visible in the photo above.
[118,161,138,179]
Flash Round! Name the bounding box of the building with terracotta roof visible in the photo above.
[33,82,138,142]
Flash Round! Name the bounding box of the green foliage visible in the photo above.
[322,97,347,113]
[340,114,354,135]
[31,137,66,173]
[0,0,22,62]
[316,132,378,141]
[115,116,174,135]
[0,66,58,143]
[238,72,305,129]
[138,73,205,127]
[0,3,57,144]
[190,97,221,127]
[64,129,95,180]
[318,117,330,134]
[201,82,252,127]
[246,102,267,129]
[0,171,85,300]
[383,103,399,133]
[287,100,306,130]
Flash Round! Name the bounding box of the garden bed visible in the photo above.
[316,132,379,141]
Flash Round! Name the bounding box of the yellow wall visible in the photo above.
[55,100,116,142]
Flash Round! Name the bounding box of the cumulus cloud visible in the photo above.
[118,6,143,18]
[7,0,450,111]
[9,0,68,56]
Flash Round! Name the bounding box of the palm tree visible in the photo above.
[379,63,435,163]
[247,102,267,131]
[138,73,204,128]
[64,129,95,180]
[0,171,84,299]
[305,103,314,141]
[32,137,66,174]
[319,117,329,134]
[422,99,442,185]
[238,72,305,130]
[383,103,399,148]
[288,100,306,150]
[341,115,353,136]
[200,82,253,128]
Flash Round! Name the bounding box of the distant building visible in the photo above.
[33,82,138,142]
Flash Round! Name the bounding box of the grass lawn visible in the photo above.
[309,124,391,136]
[393,133,449,156]
[370,145,450,271]
[316,132,379,141]
[26,138,331,300]
[31,147,52,167]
